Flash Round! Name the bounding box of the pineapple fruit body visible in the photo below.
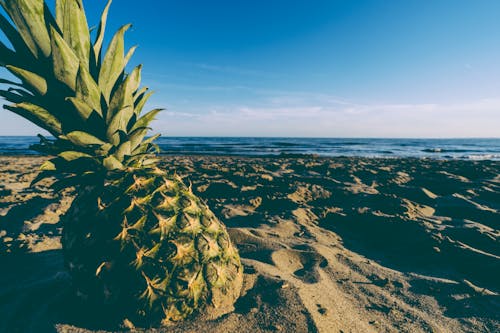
[62,168,243,325]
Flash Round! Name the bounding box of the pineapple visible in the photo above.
[0,0,243,326]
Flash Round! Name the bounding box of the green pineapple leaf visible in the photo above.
[134,90,154,116]
[4,102,62,135]
[107,105,134,145]
[124,45,137,67]
[58,150,93,161]
[75,62,102,115]
[98,23,131,102]
[92,0,112,66]
[50,25,79,89]
[66,96,95,120]
[103,155,124,170]
[6,65,47,95]
[65,130,106,147]
[40,160,56,171]
[55,0,91,64]
[1,0,51,58]
[131,108,162,133]
[108,64,142,121]
[114,141,131,160]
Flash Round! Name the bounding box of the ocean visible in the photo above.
[0,136,499,160]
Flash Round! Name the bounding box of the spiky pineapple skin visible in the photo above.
[62,167,243,326]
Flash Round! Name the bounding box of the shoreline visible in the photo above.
[2,152,500,160]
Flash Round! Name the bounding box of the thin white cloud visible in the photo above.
[151,97,500,137]
[188,62,281,78]
[146,81,253,92]
[143,62,281,80]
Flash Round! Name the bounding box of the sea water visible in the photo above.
[1,136,499,160]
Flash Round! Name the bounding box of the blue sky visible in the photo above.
[1,0,500,137]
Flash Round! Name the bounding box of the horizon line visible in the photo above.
[0,135,499,140]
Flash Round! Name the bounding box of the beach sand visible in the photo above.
[0,155,498,332]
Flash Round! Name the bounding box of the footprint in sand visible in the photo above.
[272,245,328,284]
[229,228,284,265]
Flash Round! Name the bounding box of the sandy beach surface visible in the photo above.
[0,155,498,333]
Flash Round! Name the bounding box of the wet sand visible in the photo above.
[0,155,498,332]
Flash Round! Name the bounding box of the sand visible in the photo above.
[0,155,498,333]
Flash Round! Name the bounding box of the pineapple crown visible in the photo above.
[0,0,162,186]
